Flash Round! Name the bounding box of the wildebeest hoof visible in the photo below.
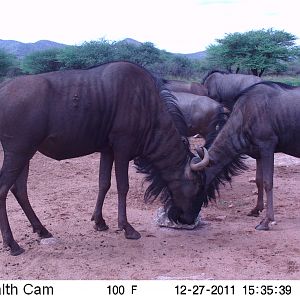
[3,240,25,256]
[35,228,53,238]
[255,223,269,231]
[10,245,25,256]
[93,223,109,231]
[125,230,141,240]
[124,225,141,240]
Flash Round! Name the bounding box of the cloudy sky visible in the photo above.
[0,0,299,53]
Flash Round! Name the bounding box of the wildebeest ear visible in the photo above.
[181,136,189,146]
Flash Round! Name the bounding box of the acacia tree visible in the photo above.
[206,29,300,76]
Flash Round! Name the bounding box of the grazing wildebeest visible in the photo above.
[188,81,300,231]
[163,79,208,96]
[171,91,228,139]
[202,70,262,110]
[0,61,207,255]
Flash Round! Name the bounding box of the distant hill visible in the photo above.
[0,38,206,60]
[121,37,206,60]
[120,38,142,47]
[176,51,206,60]
[0,39,67,58]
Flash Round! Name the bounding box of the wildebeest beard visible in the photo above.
[134,153,208,224]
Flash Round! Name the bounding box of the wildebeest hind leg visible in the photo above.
[92,151,113,231]
[114,151,141,240]
[255,152,275,231]
[248,159,264,217]
[10,163,52,238]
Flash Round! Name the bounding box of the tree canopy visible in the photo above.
[206,28,300,76]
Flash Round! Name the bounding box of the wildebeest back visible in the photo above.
[0,62,180,161]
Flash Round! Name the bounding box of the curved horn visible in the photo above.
[190,147,210,171]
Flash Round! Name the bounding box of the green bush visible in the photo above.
[22,48,63,74]
[0,49,18,78]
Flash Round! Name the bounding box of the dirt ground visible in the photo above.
[0,138,300,280]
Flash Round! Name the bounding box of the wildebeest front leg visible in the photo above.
[10,163,52,238]
[0,152,33,255]
[91,150,114,231]
[248,159,264,217]
[114,154,141,240]
[255,153,275,231]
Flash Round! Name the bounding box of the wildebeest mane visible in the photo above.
[158,87,189,137]
[233,81,297,104]
[134,156,171,204]
[134,85,192,205]
[202,70,230,84]
[206,154,248,200]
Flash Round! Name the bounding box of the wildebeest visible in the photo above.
[171,91,228,139]
[163,79,208,96]
[202,70,262,110]
[0,61,206,255]
[188,81,300,231]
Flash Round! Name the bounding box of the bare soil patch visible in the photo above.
[1,139,300,280]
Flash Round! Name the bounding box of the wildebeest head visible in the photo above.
[166,147,210,225]
[135,143,210,225]
[134,86,211,226]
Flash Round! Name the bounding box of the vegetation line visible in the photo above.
[1,28,300,84]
